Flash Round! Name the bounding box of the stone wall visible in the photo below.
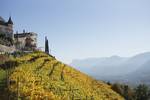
[0,44,16,53]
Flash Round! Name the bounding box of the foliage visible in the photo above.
[134,84,150,100]
[0,33,13,46]
[111,83,150,100]
[0,54,10,64]
[111,83,134,100]
[45,37,49,54]
[0,69,6,83]
[8,52,124,100]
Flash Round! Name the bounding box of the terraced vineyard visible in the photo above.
[4,52,124,100]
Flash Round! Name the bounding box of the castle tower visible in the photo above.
[7,16,13,37]
[0,16,13,38]
[7,16,13,25]
[5,16,14,39]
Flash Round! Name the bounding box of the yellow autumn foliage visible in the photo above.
[9,51,124,100]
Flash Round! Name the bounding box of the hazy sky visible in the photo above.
[1,0,150,63]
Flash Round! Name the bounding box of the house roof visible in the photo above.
[0,16,6,25]
[14,32,37,38]
[0,16,13,26]
[0,16,5,22]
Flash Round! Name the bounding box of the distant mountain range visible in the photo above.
[70,52,150,85]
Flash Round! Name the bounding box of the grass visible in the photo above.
[0,54,9,88]
[0,55,10,64]
[0,69,6,83]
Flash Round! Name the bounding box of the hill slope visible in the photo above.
[8,52,123,100]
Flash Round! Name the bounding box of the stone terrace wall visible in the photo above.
[0,44,16,53]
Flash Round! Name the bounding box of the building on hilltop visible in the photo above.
[0,16,38,52]
[0,16,13,38]
[14,31,37,51]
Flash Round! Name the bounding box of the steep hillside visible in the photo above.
[7,52,123,100]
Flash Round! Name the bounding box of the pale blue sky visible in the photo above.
[1,0,150,63]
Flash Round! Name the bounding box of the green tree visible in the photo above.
[123,85,134,100]
[45,36,49,54]
[134,84,150,100]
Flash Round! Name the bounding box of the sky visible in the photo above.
[1,0,150,63]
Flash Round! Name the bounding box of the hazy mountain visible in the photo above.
[124,60,150,85]
[71,52,150,84]
[71,56,128,76]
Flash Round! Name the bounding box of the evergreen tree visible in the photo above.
[134,84,150,100]
[123,85,134,100]
[45,36,49,54]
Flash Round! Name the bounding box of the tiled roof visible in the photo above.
[14,32,37,38]
[0,16,5,22]
[0,16,7,25]
[0,16,13,26]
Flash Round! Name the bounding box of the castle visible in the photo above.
[0,16,37,52]
[0,16,13,38]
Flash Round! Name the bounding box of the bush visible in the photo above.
[134,84,150,100]
[0,33,14,46]
[111,82,150,100]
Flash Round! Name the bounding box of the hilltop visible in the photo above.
[0,52,124,99]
